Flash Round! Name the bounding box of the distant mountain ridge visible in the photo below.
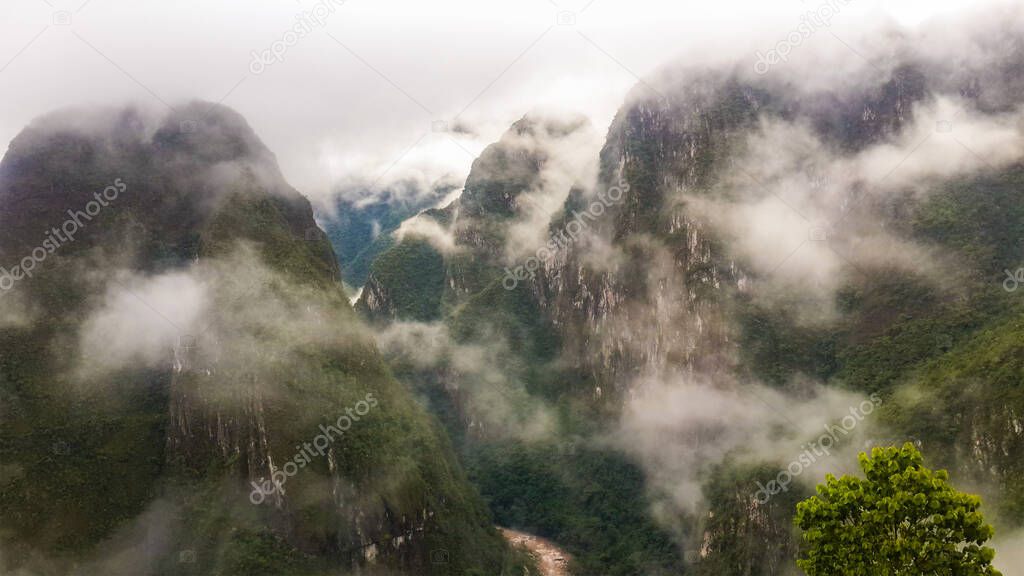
[318,181,455,288]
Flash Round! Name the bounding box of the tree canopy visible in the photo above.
[795,443,1001,575]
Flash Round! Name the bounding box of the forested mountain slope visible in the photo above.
[0,103,530,576]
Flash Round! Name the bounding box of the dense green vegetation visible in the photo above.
[796,444,1001,575]
[0,104,531,576]
[881,314,1024,522]
[319,186,452,287]
[359,238,446,321]
[722,163,1024,573]
[470,442,682,576]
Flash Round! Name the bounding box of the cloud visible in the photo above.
[318,132,479,210]
[850,98,1024,188]
[73,244,364,395]
[2,0,993,210]
[395,212,461,255]
[375,321,556,441]
[993,530,1024,576]
[76,270,209,378]
[501,116,602,260]
[678,95,1024,310]
[611,372,881,516]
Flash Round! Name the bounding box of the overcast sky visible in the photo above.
[0,0,990,206]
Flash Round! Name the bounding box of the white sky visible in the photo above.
[0,0,993,205]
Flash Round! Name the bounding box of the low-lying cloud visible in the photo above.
[375,321,556,442]
[612,372,878,517]
[77,270,209,378]
[680,95,1024,310]
[395,212,462,255]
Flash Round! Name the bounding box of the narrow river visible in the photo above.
[499,528,572,576]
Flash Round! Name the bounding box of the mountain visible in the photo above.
[358,114,688,575]
[0,103,531,576]
[318,181,456,289]
[354,19,1024,575]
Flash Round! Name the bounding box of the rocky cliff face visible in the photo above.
[527,63,939,395]
[531,75,759,391]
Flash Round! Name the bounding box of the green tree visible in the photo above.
[795,443,1001,575]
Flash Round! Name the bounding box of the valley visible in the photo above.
[1,5,1023,575]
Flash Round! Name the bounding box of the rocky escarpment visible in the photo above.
[527,63,936,394]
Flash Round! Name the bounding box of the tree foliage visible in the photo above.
[795,443,1001,575]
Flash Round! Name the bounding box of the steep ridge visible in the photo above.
[0,103,531,575]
